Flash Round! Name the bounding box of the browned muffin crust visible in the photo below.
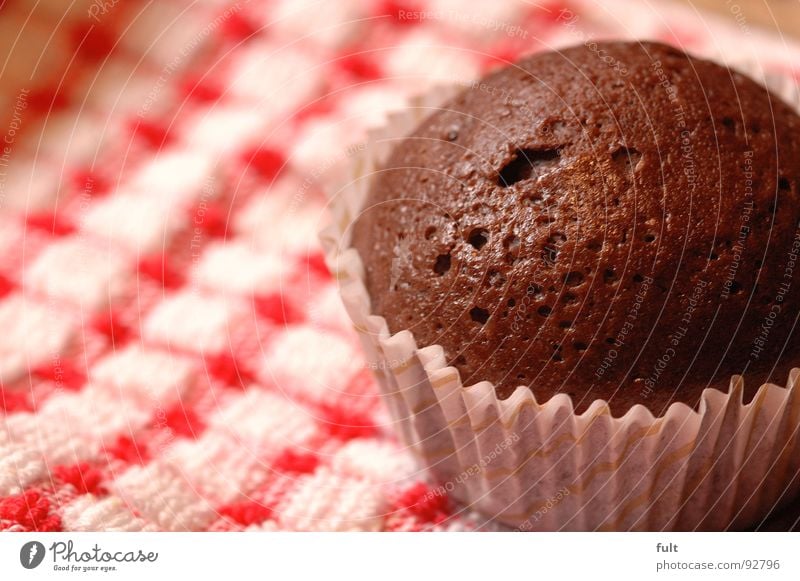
[352,41,800,416]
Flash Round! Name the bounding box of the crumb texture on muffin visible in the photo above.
[352,41,800,415]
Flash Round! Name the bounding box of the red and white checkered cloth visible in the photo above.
[1,0,799,532]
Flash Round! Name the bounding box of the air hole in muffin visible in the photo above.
[729,281,742,294]
[605,337,617,345]
[779,176,791,191]
[424,226,437,240]
[752,124,761,134]
[643,233,657,243]
[455,355,467,365]
[603,268,617,284]
[516,373,526,380]
[562,292,578,304]
[768,201,777,213]
[710,252,719,261]
[537,305,552,317]
[435,322,444,332]
[527,283,542,296]
[467,228,489,250]
[573,341,587,352]
[611,146,642,176]
[633,273,644,283]
[564,271,584,286]
[721,117,736,131]
[498,148,561,187]
[553,353,564,363]
[587,240,603,252]
[507,298,516,307]
[503,234,520,252]
[548,232,567,245]
[470,306,490,324]
[755,258,763,269]
[558,320,573,329]
[433,254,451,275]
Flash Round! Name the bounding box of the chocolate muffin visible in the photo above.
[352,41,800,416]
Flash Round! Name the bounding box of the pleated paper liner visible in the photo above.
[320,58,800,531]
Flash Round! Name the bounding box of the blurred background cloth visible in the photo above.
[0,0,799,532]
[677,0,800,39]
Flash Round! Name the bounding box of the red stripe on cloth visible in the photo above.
[202,351,255,390]
[384,482,452,531]
[318,403,378,441]
[129,118,173,149]
[374,1,424,25]
[189,201,230,240]
[0,490,63,532]
[219,11,260,42]
[179,74,225,104]
[32,358,86,391]
[0,387,32,413]
[105,435,150,466]
[70,169,112,199]
[272,449,320,475]
[90,307,134,347]
[69,23,117,62]
[52,462,108,496]
[137,253,185,290]
[162,403,206,439]
[27,86,70,114]
[240,147,286,181]
[217,499,273,527]
[335,52,383,80]
[0,273,15,299]
[25,211,77,237]
[252,292,305,326]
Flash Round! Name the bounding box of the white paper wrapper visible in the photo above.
[320,62,800,531]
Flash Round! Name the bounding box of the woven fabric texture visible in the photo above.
[1,0,799,531]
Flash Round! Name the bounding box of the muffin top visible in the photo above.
[351,41,800,416]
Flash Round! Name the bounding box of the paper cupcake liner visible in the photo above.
[320,61,800,531]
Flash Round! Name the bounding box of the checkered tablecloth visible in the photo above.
[1,0,799,532]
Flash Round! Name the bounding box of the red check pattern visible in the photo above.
[1,0,800,531]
